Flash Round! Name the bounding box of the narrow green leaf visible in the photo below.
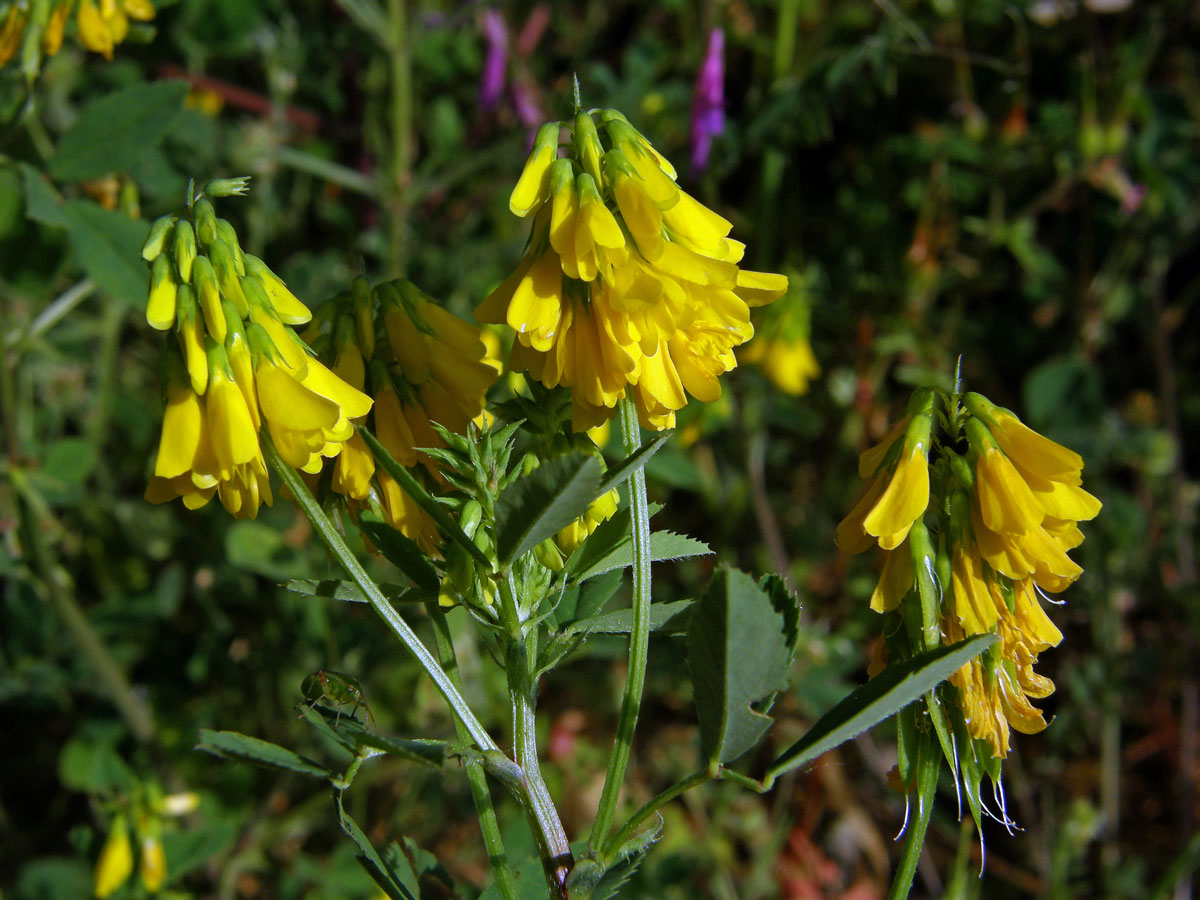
[765,634,996,782]
[335,796,419,900]
[50,80,189,182]
[357,518,440,591]
[573,531,711,582]
[571,599,694,636]
[297,703,358,754]
[358,426,490,569]
[284,578,429,605]
[62,200,149,307]
[355,733,452,769]
[494,452,603,564]
[687,567,794,765]
[196,729,332,779]
[596,431,672,493]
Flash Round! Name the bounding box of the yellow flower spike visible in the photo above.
[373,377,419,468]
[505,251,566,351]
[94,815,134,899]
[381,292,431,384]
[191,255,225,343]
[175,284,208,396]
[607,150,665,261]
[152,352,204,481]
[222,301,258,430]
[243,255,312,325]
[351,276,375,359]
[735,269,790,307]
[77,0,114,58]
[139,832,167,893]
[511,121,562,217]
[602,117,680,208]
[124,0,155,21]
[1,8,26,67]
[204,340,262,479]
[146,254,178,331]
[209,239,248,316]
[173,220,197,283]
[548,159,582,279]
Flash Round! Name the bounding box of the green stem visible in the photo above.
[496,572,572,898]
[606,769,711,857]
[427,604,518,900]
[886,730,941,900]
[4,278,95,349]
[588,397,653,854]
[264,441,496,751]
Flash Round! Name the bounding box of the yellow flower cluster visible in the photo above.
[739,267,820,396]
[93,789,197,898]
[477,109,789,431]
[144,183,371,519]
[837,390,1100,758]
[302,277,500,550]
[0,0,153,67]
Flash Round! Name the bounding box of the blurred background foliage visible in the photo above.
[2,0,1199,897]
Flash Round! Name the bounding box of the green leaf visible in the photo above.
[21,163,67,227]
[358,518,440,591]
[572,599,693,636]
[477,862,547,900]
[764,634,996,782]
[687,567,794,765]
[494,452,604,564]
[225,520,312,580]
[196,729,332,779]
[759,573,801,659]
[61,200,149,307]
[49,80,190,182]
[284,578,429,606]
[297,703,358,755]
[565,504,630,582]
[573,531,711,582]
[335,796,419,900]
[591,820,661,900]
[355,733,452,769]
[358,426,490,569]
[557,567,625,624]
[596,431,672,493]
[57,734,136,794]
[14,857,91,900]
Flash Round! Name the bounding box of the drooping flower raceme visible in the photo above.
[477,108,789,431]
[300,277,500,551]
[838,388,1100,760]
[0,0,155,67]
[143,181,372,519]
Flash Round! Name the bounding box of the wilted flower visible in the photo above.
[690,28,725,172]
[479,108,788,430]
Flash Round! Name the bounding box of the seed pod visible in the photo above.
[141,214,176,262]
[173,221,197,283]
[459,499,483,538]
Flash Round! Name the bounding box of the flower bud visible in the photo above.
[93,814,133,899]
[146,253,178,331]
[216,219,246,274]
[204,176,252,198]
[139,832,167,892]
[209,240,247,316]
[174,220,197,283]
[192,254,225,342]
[193,197,218,246]
[510,121,562,217]
[142,214,176,262]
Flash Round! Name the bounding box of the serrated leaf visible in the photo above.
[764,634,996,781]
[565,505,631,582]
[358,519,440,591]
[596,431,672,493]
[50,80,189,182]
[196,729,332,778]
[590,820,661,900]
[335,796,419,900]
[759,573,801,659]
[558,567,625,625]
[573,531,711,582]
[571,599,693,636]
[284,578,429,606]
[494,452,603,564]
[688,567,793,765]
[61,200,149,307]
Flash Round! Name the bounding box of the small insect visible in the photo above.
[301,669,375,727]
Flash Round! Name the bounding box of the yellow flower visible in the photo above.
[479,108,788,430]
[0,7,25,68]
[94,815,134,899]
[555,488,620,556]
[139,832,168,892]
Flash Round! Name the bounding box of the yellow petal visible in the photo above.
[735,268,789,307]
[257,358,341,430]
[153,382,203,479]
[975,448,1043,535]
[862,445,929,550]
[870,545,913,612]
[507,253,565,350]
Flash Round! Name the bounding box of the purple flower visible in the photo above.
[691,28,725,173]
[479,9,508,113]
